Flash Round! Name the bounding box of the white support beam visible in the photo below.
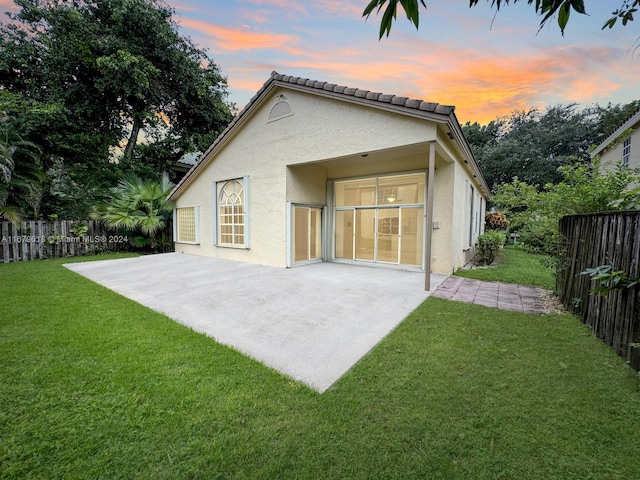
[425,141,436,291]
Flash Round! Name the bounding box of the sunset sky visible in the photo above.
[172,0,639,124]
[2,0,638,124]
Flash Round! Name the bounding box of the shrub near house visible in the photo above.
[475,230,506,265]
[91,174,174,251]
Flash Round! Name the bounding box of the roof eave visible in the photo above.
[168,71,490,199]
[591,109,640,158]
[168,79,280,200]
[446,112,491,197]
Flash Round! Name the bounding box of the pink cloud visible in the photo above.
[179,18,302,55]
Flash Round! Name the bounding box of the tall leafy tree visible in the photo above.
[464,105,592,189]
[0,0,233,217]
[463,102,640,191]
[592,100,640,138]
[491,159,640,254]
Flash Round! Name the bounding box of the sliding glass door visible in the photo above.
[334,173,425,267]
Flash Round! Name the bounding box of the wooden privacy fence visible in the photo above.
[0,219,130,263]
[557,211,640,369]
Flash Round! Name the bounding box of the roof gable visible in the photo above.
[591,107,640,157]
[169,71,487,199]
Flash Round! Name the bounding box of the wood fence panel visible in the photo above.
[558,211,640,370]
[1,219,174,263]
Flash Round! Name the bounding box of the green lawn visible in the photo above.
[2,255,640,479]
[455,244,556,289]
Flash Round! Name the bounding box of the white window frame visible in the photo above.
[465,182,475,249]
[212,176,250,249]
[622,137,631,168]
[173,206,200,244]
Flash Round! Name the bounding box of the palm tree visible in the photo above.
[91,173,175,250]
[0,122,43,223]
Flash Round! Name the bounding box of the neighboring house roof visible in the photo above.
[169,71,489,200]
[591,107,640,158]
[175,151,202,172]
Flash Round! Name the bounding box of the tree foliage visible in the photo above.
[463,101,640,191]
[0,112,45,222]
[0,0,233,218]
[364,0,637,38]
[491,159,640,254]
[91,173,175,250]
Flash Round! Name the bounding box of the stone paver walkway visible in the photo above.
[432,277,548,314]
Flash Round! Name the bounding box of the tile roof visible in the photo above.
[268,72,455,116]
[175,151,201,169]
[169,71,488,199]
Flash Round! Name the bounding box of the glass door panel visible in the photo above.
[309,208,322,260]
[294,207,310,263]
[334,179,377,207]
[400,207,423,266]
[378,173,425,206]
[293,206,322,263]
[335,210,354,259]
[355,209,375,261]
[377,208,399,263]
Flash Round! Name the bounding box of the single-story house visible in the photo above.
[591,107,640,169]
[168,72,489,287]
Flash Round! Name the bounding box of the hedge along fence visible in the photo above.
[557,211,640,370]
[0,219,131,263]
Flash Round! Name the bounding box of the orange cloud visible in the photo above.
[260,38,628,124]
[179,18,302,55]
[171,3,636,125]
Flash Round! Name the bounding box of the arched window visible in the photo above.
[217,179,246,246]
[268,100,293,122]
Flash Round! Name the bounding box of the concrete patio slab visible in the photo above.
[64,253,446,393]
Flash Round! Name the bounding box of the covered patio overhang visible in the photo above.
[286,132,461,290]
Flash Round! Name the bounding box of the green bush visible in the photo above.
[518,217,557,255]
[476,230,506,265]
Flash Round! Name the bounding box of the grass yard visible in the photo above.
[455,244,556,289]
[2,255,640,479]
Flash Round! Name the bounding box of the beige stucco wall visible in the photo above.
[600,127,640,170]
[174,87,441,268]
[286,164,327,205]
[430,160,455,273]
[428,158,487,274]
